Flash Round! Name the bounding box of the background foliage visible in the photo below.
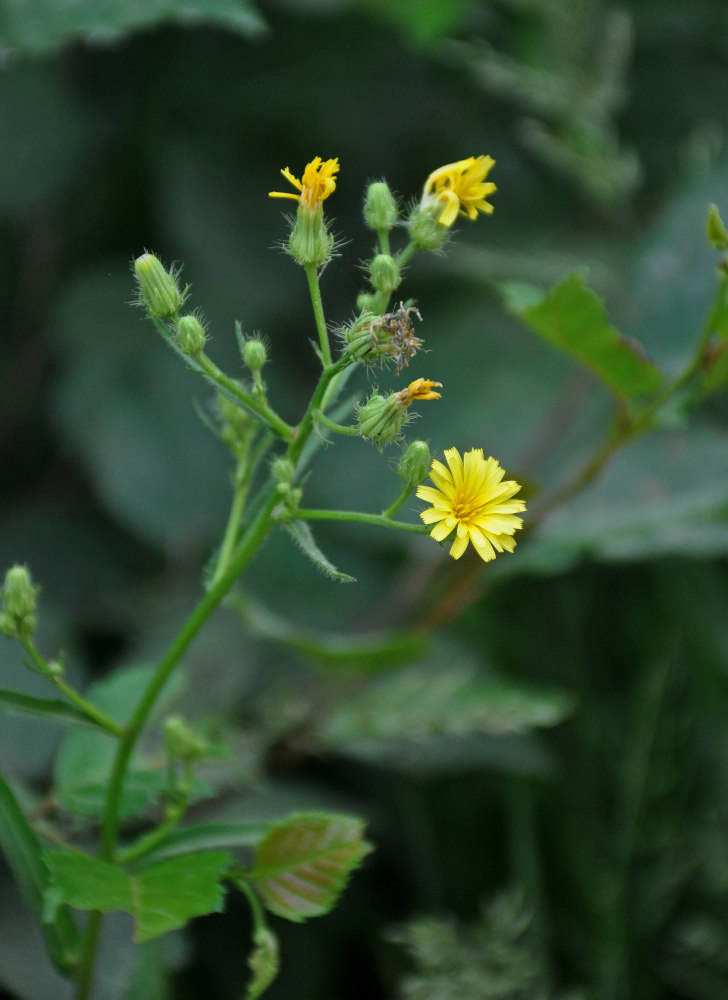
[2,0,728,997]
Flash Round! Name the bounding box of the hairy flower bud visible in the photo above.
[0,564,38,639]
[364,181,398,231]
[368,254,401,295]
[407,203,451,252]
[134,253,184,319]
[175,314,207,355]
[398,440,432,488]
[357,393,407,445]
[242,338,268,373]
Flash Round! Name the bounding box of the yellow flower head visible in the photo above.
[269,156,340,210]
[416,447,525,562]
[396,378,443,407]
[422,155,496,227]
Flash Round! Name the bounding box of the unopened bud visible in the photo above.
[271,457,295,492]
[242,338,268,372]
[357,392,406,446]
[364,181,398,232]
[407,203,451,253]
[288,205,335,268]
[164,716,207,761]
[368,254,401,295]
[398,440,432,488]
[707,204,728,251]
[1,565,38,639]
[175,314,207,355]
[134,253,184,318]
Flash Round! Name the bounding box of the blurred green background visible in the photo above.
[3,1,728,998]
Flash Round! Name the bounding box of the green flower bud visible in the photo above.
[242,338,268,372]
[175,314,207,355]
[707,204,728,251]
[1,565,38,639]
[368,254,401,295]
[134,253,185,318]
[364,181,399,231]
[357,392,407,446]
[398,440,432,488]
[356,292,377,313]
[287,204,335,268]
[271,456,295,493]
[164,716,207,761]
[407,203,451,253]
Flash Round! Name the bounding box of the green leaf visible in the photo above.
[246,928,280,1000]
[0,0,266,55]
[54,664,183,819]
[43,850,232,943]
[503,271,664,399]
[323,666,574,745]
[249,813,372,922]
[0,771,81,973]
[0,689,99,728]
[141,821,271,862]
[282,520,356,582]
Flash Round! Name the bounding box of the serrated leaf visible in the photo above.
[249,813,372,922]
[0,689,98,729]
[0,0,266,54]
[322,666,574,746]
[282,520,356,582]
[43,850,232,943]
[0,771,81,972]
[503,271,664,399]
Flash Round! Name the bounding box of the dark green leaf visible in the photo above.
[249,813,372,922]
[282,520,356,582]
[0,771,81,973]
[0,689,97,728]
[44,850,232,943]
[503,271,664,399]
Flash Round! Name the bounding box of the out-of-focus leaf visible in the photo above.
[248,813,372,922]
[0,690,98,729]
[246,928,279,1000]
[323,665,574,746]
[0,771,81,974]
[43,850,232,943]
[140,821,271,862]
[0,0,266,54]
[354,0,472,44]
[281,520,356,583]
[54,664,183,819]
[503,271,664,399]
[228,592,427,671]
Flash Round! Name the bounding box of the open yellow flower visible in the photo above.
[269,156,340,210]
[422,155,496,227]
[416,447,525,562]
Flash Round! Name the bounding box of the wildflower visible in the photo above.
[269,157,339,210]
[421,155,496,228]
[416,447,525,562]
[396,378,442,405]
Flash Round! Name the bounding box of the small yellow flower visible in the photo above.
[416,447,525,562]
[422,155,496,227]
[269,156,340,210]
[396,378,443,407]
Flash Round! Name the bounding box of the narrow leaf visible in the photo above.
[141,821,271,862]
[0,689,98,728]
[503,271,664,399]
[0,771,81,972]
[44,849,232,943]
[250,813,372,922]
[282,520,356,582]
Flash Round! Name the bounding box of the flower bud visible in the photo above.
[368,254,401,295]
[288,205,335,268]
[175,314,207,355]
[0,565,38,639]
[398,440,432,488]
[242,338,268,373]
[364,181,399,231]
[356,292,377,313]
[164,716,207,761]
[707,204,728,251]
[407,203,451,253]
[357,392,407,446]
[271,456,295,492]
[134,253,184,318]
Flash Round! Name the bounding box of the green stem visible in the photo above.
[377,229,391,257]
[312,409,359,436]
[75,912,102,1000]
[294,508,427,535]
[381,485,412,519]
[197,353,294,441]
[395,241,417,270]
[117,799,186,866]
[305,265,332,367]
[21,640,124,738]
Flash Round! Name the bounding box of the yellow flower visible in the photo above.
[422,155,496,227]
[269,156,340,210]
[396,378,443,407]
[416,447,525,562]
